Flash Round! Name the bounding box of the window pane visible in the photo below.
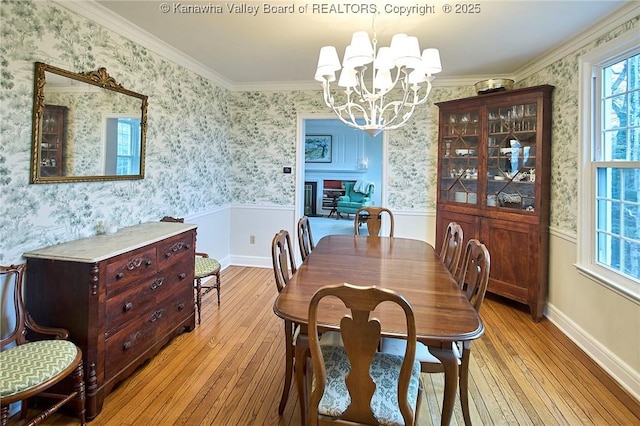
[603,60,626,97]
[622,168,640,202]
[602,94,626,131]
[622,239,640,278]
[629,53,640,91]
[596,167,640,280]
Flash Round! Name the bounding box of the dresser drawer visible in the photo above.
[104,289,192,378]
[105,246,157,294]
[105,275,169,332]
[157,232,194,268]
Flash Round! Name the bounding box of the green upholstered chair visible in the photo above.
[336,181,374,218]
[160,216,221,324]
[0,264,86,426]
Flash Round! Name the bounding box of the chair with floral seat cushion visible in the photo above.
[160,216,221,324]
[380,239,490,426]
[0,264,86,426]
[439,221,464,276]
[308,282,422,426]
[297,216,315,261]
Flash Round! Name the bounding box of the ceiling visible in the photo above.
[91,0,634,89]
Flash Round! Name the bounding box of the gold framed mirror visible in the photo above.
[31,62,148,183]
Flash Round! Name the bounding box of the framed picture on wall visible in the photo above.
[305,135,332,163]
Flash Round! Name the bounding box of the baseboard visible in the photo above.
[546,302,640,402]
[229,255,272,269]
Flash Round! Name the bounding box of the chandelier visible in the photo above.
[315,29,442,137]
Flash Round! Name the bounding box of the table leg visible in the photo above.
[429,346,459,426]
[295,333,309,425]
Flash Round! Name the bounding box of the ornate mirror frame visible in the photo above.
[31,62,148,183]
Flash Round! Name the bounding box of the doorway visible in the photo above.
[295,115,386,241]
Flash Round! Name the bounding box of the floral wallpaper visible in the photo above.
[0,0,231,264]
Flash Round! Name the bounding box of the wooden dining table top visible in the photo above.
[274,234,484,344]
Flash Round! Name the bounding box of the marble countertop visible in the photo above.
[23,221,197,263]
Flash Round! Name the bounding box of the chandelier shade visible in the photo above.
[315,29,441,136]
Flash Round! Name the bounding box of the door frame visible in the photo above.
[295,113,389,236]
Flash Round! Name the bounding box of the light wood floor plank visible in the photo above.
[13,266,639,426]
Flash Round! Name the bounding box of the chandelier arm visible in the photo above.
[375,80,414,126]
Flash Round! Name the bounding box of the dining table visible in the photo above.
[273,234,484,425]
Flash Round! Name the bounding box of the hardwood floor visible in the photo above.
[14,266,639,425]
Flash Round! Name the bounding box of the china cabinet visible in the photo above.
[40,105,67,177]
[435,85,554,321]
[23,222,196,419]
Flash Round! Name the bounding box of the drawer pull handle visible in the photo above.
[146,260,153,266]
[178,303,185,311]
[123,302,133,312]
[178,273,186,279]
[116,272,124,279]
[150,278,164,290]
[149,309,164,322]
[165,242,188,258]
[123,341,132,351]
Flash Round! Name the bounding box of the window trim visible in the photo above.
[577,30,640,303]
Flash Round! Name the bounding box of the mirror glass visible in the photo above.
[31,62,148,183]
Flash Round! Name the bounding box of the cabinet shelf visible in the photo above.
[435,85,554,322]
[39,105,67,177]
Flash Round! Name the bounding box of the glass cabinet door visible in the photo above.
[486,103,538,211]
[440,110,480,205]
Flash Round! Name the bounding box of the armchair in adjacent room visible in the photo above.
[336,181,374,219]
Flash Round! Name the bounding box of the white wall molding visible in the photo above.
[549,226,577,244]
[545,302,640,402]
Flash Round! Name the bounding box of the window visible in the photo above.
[116,121,132,175]
[578,31,640,301]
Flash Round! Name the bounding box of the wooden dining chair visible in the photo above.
[160,216,221,324]
[0,264,86,426]
[439,221,464,276]
[271,229,299,414]
[354,206,395,237]
[380,239,490,426]
[297,215,315,261]
[307,282,422,426]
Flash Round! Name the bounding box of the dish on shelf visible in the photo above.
[494,175,506,181]
[500,147,512,155]
[455,149,475,156]
[475,78,514,94]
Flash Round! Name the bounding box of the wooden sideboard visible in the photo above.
[23,222,197,420]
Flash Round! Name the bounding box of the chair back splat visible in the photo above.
[354,206,395,237]
[439,221,464,276]
[297,216,315,261]
[0,264,86,426]
[308,283,422,426]
[458,239,491,313]
[271,229,297,293]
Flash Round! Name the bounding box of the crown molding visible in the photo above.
[52,0,234,90]
[514,2,640,81]
[232,75,509,92]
